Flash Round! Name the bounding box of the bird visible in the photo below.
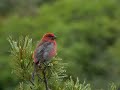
[32,33,57,83]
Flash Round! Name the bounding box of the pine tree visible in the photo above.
[8,36,118,90]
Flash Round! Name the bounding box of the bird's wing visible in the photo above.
[43,42,54,60]
[34,42,53,63]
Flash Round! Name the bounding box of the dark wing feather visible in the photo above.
[43,42,54,60]
[34,42,53,63]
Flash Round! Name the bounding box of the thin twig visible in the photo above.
[42,67,49,90]
[37,73,42,81]
[30,86,33,90]
[29,79,35,86]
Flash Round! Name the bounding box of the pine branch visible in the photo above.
[8,36,118,90]
[42,66,49,90]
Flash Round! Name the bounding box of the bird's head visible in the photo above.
[42,33,57,42]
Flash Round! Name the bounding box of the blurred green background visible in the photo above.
[0,0,120,89]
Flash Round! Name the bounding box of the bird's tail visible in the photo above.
[32,63,37,82]
[32,62,42,83]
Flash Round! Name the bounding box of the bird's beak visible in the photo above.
[53,35,57,39]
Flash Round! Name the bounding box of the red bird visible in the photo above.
[33,33,57,65]
[32,33,57,81]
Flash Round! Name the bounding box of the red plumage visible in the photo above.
[33,33,57,65]
[32,33,57,88]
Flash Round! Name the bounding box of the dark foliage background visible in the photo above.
[0,0,120,89]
